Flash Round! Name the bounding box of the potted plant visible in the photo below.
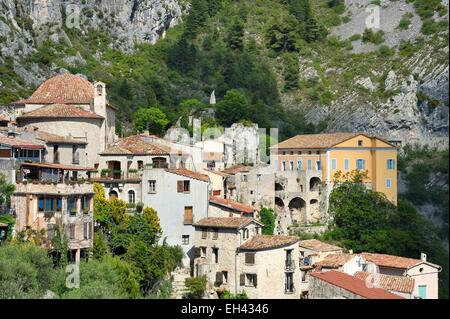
[70,208,77,217]
[101,169,110,178]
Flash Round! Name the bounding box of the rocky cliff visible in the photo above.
[0,0,184,85]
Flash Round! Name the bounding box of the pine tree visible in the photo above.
[227,20,245,51]
[184,0,208,38]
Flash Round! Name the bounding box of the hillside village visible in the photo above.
[0,73,443,299]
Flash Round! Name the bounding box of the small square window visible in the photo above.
[182,235,190,245]
[358,140,363,146]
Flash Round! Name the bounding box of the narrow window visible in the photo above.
[307,160,312,170]
[148,180,156,193]
[245,253,255,265]
[386,179,391,189]
[289,161,294,171]
[212,228,219,240]
[184,206,193,225]
[282,161,286,171]
[344,159,349,170]
[331,159,337,170]
[128,190,135,204]
[182,235,190,245]
[297,160,302,171]
[387,159,395,170]
[201,228,208,239]
[356,159,365,170]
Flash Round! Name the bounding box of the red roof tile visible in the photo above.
[209,196,257,214]
[101,135,170,155]
[360,253,441,270]
[298,239,343,252]
[221,165,251,175]
[17,104,104,120]
[310,271,404,299]
[14,73,95,105]
[354,271,414,294]
[0,135,45,150]
[239,235,299,251]
[36,131,87,145]
[166,169,210,182]
[194,217,260,229]
[314,253,356,268]
[19,162,95,171]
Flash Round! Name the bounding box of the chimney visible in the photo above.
[420,253,427,262]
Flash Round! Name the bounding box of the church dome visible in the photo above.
[15,73,95,105]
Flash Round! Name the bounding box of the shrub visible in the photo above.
[185,276,207,299]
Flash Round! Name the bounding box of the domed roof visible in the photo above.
[15,73,95,105]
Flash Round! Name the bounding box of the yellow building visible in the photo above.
[270,132,398,205]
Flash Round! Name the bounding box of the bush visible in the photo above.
[362,28,385,44]
[185,276,207,299]
[260,208,275,235]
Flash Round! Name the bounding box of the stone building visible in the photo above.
[193,217,301,299]
[209,196,258,218]
[360,252,442,299]
[298,239,344,297]
[11,162,95,263]
[270,132,398,233]
[354,271,415,299]
[308,270,403,299]
[11,73,118,167]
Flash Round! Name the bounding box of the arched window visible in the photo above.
[96,84,103,96]
[128,190,135,204]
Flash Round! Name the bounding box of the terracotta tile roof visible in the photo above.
[360,253,441,270]
[0,135,45,150]
[209,196,257,214]
[101,135,170,155]
[19,161,95,171]
[239,235,299,251]
[36,131,87,145]
[354,271,414,294]
[14,73,95,105]
[221,164,251,175]
[0,115,10,122]
[310,271,404,299]
[314,253,355,268]
[193,217,260,229]
[299,239,343,252]
[272,132,362,149]
[166,169,210,182]
[17,104,104,120]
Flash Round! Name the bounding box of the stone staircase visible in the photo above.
[170,267,191,299]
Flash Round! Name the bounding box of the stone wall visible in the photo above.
[308,275,364,299]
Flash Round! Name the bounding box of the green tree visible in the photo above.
[0,172,15,206]
[216,89,251,125]
[266,15,299,52]
[220,290,248,299]
[0,244,60,299]
[227,20,245,51]
[260,208,275,235]
[184,0,209,38]
[283,54,299,90]
[167,37,198,73]
[185,275,207,299]
[133,107,169,135]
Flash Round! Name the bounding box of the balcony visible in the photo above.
[285,259,296,272]
[91,170,141,182]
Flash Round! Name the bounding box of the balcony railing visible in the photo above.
[285,259,296,271]
[91,170,141,181]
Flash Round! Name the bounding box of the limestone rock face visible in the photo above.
[0,0,183,51]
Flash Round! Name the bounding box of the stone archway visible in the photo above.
[310,177,322,192]
[275,197,285,210]
[310,199,320,223]
[288,197,306,225]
